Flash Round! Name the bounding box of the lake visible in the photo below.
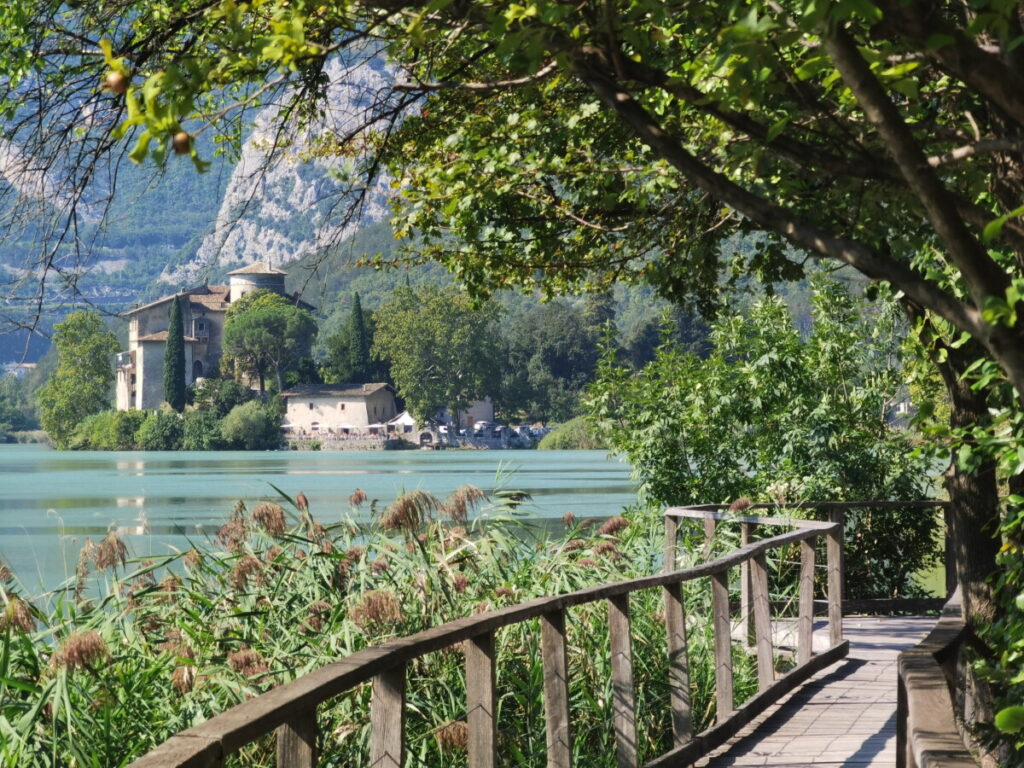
[0,444,636,594]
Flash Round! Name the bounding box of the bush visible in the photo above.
[220,400,281,450]
[182,409,226,451]
[538,416,608,450]
[135,409,184,450]
[191,378,254,417]
[70,410,145,450]
[588,279,937,599]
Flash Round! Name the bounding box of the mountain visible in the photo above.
[0,59,394,362]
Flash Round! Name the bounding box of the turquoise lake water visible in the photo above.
[0,445,636,594]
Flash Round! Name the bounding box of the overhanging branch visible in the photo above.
[571,59,984,345]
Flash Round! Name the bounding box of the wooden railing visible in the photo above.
[129,505,850,768]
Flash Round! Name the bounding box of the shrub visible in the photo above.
[538,416,608,450]
[182,409,226,451]
[192,378,254,417]
[220,400,281,450]
[70,410,145,450]
[135,409,184,450]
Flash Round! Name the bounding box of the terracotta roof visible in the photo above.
[280,383,394,399]
[123,284,230,316]
[137,331,200,343]
[227,261,288,276]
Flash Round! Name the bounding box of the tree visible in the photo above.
[589,278,935,598]
[9,0,1024,739]
[36,311,119,449]
[373,285,502,424]
[221,291,317,393]
[502,301,599,423]
[323,293,382,383]
[0,377,37,440]
[135,409,183,450]
[219,400,282,450]
[163,295,186,412]
[348,292,372,382]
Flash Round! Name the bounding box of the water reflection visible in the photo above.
[0,445,636,594]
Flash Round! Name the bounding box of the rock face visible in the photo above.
[162,57,393,287]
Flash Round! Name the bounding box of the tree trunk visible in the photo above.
[902,301,1001,625]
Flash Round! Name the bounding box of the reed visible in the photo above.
[0,487,758,767]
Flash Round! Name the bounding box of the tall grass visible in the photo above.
[0,488,759,767]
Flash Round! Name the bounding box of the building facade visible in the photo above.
[115,262,302,411]
[280,383,399,436]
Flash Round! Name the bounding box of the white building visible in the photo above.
[280,383,398,436]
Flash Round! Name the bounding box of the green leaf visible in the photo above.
[995,706,1024,733]
[982,202,1024,243]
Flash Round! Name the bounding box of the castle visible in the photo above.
[115,262,309,411]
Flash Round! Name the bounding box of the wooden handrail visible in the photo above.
[128,503,890,768]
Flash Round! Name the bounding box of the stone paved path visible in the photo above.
[698,616,937,768]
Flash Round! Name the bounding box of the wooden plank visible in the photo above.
[663,582,692,745]
[827,524,844,647]
[124,734,223,768]
[542,609,572,768]
[740,522,753,646]
[276,708,317,768]
[608,595,637,768]
[643,641,850,768]
[798,539,815,665]
[750,553,773,691]
[466,631,497,768]
[711,569,733,723]
[370,664,405,768]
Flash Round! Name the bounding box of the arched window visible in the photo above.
[192,360,204,380]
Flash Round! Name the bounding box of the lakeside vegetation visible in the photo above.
[0,488,756,767]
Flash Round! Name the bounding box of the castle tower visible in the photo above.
[227,261,288,303]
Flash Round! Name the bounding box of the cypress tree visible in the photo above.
[348,292,371,382]
[164,295,187,411]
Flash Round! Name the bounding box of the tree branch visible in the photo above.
[394,60,558,92]
[571,58,985,345]
[876,0,1024,129]
[822,26,1010,304]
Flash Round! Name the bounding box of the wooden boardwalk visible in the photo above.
[698,616,937,768]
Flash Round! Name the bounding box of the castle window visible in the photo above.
[192,318,209,342]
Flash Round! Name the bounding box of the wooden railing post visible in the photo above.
[277,708,317,768]
[466,631,497,768]
[370,663,406,768]
[608,595,637,768]
[663,581,692,745]
[750,552,773,690]
[798,539,815,665]
[711,569,733,723]
[664,514,678,572]
[701,513,716,559]
[828,507,846,603]
[542,609,572,768]
[943,503,957,597]
[827,522,844,647]
[740,522,754,646]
